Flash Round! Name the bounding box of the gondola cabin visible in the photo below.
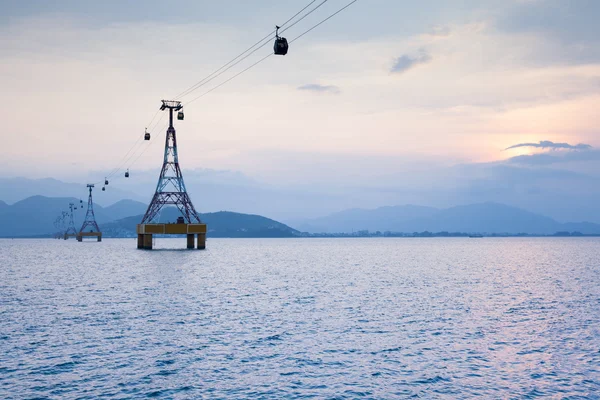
[105,178,109,185]
[125,170,130,178]
[144,132,150,140]
[274,36,288,55]
[274,25,288,55]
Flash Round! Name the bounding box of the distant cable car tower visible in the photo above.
[64,202,78,240]
[54,212,68,238]
[77,184,102,242]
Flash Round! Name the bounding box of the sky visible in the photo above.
[0,0,599,220]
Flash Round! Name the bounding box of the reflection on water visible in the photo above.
[1,238,599,398]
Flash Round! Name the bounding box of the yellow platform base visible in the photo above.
[136,223,207,250]
[77,232,102,242]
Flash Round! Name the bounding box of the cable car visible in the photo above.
[105,178,109,185]
[125,169,130,178]
[80,199,83,208]
[274,26,288,55]
[144,129,150,141]
[177,111,184,120]
[102,186,106,191]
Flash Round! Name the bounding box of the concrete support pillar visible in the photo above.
[197,234,206,250]
[187,234,195,249]
[143,234,153,250]
[137,234,144,249]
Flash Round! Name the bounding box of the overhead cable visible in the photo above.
[174,0,329,101]
[184,0,360,107]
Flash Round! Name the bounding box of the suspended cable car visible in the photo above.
[177,110,184,121]
[102,186,106,191]
[80,199,83,208]
[125,169,130,178]
[274,26,288,56]
[144,128,150,141]
[105,178,109,185]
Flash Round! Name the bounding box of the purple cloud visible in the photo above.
[505,140,592,151]
[297,84,341,94]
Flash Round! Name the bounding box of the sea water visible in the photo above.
[1,238,599,398]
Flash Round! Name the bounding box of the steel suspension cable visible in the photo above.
[290,0,359,44]
[175,0,329,102]
[183,0,359,107]
[99,111,166,183]
[145,108,161,132]
[96,0,360,182]
[128,121,168,170]
[174,0,321,101]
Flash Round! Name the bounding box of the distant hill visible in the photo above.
[293,202,600,235]
[291,205,438,233]
[406,203,560,234]
[0,196,114,237]
[101,208,299,238]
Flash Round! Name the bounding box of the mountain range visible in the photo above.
[3,170,600,225]
[0,177,146,205]
[0,195,599,237]
[0,196,298,238]
[292,203,600,235]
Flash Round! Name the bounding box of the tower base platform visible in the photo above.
[77,232,102,242]
[136,223,207,250]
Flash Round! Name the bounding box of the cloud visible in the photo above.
[297,84,340,94]
[507,150,600,166]
[505,140,592,151]
[391,50,432,74]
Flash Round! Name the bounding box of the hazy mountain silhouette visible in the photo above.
[294,202,600,234]
[0,177,145,205]
[0,176,347,221]
[0,196,121,237]
[4,169,600,225]
[290,205,438,233]
[0,196,298,238]
[406,203,558,234]
[103,199,147,221]
[2,195,600,237]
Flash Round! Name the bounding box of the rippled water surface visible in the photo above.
[1,238,599,398]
